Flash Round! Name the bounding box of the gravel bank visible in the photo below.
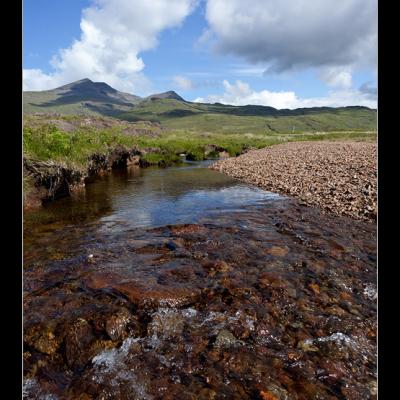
[211,141,376,221]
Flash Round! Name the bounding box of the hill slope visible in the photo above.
[23,79,377,133]
[117,99,377,134]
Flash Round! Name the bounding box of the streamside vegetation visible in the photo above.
[23,106,376,209]
[24,114,376,169]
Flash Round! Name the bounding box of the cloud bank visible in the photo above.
[23,0,198,93]
[204,0,377,72]
[194,80,376,109]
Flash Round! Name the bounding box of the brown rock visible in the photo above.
[65,318,95,368]
[260,391,278,400]
[308,283,321,295]
[24,325,60,355]
[105,309,132,341]
[267,246,289,257]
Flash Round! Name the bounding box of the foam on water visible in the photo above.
[91,337,152,399]
[363,283,377,300]
[23,378,58,400]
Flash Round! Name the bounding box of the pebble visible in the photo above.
[211,141,376,222]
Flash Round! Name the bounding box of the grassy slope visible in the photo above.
[116,99,376,134]
[24,91,377,134]
[24,114,376,173]
[23,93,377,171]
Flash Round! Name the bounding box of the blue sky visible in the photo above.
[23,0,377,109]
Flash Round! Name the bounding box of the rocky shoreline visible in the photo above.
[211,141,377,222]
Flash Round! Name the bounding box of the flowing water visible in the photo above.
[23,161,377,400]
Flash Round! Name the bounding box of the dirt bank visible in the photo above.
[23,146,171,210]
[211,141,377,222]
[24,143,233,211]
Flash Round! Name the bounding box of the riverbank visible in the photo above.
[23,114,265,209]
[211,141,377,222]
[23,114,376,210]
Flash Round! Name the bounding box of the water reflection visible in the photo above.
[24,161,281,263]
[26,161,280,228]
[99,164,280,231]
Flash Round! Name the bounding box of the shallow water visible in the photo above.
[24,161,279,263]
[26,161,279,226]
[23,161,376,400]
[24,161,280,252]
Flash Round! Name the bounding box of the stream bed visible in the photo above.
[23,161,376,400]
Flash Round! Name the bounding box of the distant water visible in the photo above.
[25,160,280,229]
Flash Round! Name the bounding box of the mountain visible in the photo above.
[48,78,141,104]
[23,79,189,116]
[23,78,143,116]
[146,91,185,101]
[23,79,376,133]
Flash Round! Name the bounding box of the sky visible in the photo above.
[23,0,377,109]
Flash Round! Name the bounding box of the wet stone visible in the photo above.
[214,330,240,348]
[65,318,95,368]
[24,325,60,356]
[105,308,133,341]
[23,196,376,399]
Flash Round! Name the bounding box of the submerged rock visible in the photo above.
[214,329,240,348]
[65,318,95,368]
[23,200,376,399]
[105,309,133,341]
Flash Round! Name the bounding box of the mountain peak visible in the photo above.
[75,78,92,84]
[147,90,185,101]
[55,78,118,93]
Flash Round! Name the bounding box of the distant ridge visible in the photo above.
[23,79,376,133]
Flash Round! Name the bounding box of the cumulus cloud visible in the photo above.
[23,0,198,93]
[204,0,377,72]
[173,75,194,90]
[194,79,377,109]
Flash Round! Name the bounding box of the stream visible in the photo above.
[23,161,377,400]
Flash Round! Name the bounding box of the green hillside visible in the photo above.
[24,78,376,134]
[117,99,376,134]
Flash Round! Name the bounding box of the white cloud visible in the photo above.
[22,69,59,92]
[194,79,377,109]
[318,67,353,89]
[204,0,377,72]
[229,65,266,76]
[172,75,194,90]
[23,0,198,93]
